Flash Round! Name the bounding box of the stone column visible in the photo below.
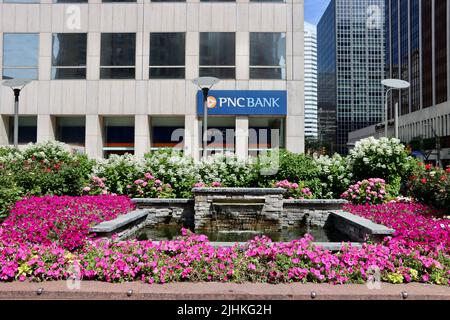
[0,116,9,146]
[37,115,55,142]
[85,115,103,159]
[235,116,249,160]
[134,114,151,158]
[185,114,200,161]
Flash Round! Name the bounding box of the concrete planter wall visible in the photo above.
[91,190,394,244]
[132,189,349,231]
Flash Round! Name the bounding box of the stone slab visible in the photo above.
[331,211,395,235]
[90,210,148,233]
[192,188,286,195]
[132,198,194,204]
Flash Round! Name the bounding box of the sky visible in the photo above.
[304,0,331,25]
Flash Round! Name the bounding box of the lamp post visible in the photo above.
[2,79,32,148]
[381,79,410,138]
[192,77,220,159]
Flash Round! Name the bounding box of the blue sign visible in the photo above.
[197,90,287,115]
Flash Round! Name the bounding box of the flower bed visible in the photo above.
[0,198,449,285]
[345,202,450,256]
[0,195,134,251]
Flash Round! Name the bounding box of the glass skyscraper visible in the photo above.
[304,22,318,138]
[318,0,385,154]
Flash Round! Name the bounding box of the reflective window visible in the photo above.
[250,33,286,79]
[151,0,185,2]
[102,0,137,2]
[100,33,136,79]
[4,0,39,3]
[151,117,185,149]
[200,33,235,79]
[8,116,37,145]
[56,117,86,146]
[52,34,87,80]
[103,117,135,157]
[2,33,39,80]
[248,118,285,157]
[250,0,284,2]
[150,33,185,79]
[200,0,234,2]
[53,0,87,3]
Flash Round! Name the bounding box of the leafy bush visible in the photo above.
[349,137,416,186]
[341,178,390,205]
[196,153,255,188]
[408,163,450,212]
[125,173,175,199]
[0,141,94,219]
[0,173,23,221]
[274,180,313,199]
[314,153,353,198]
[144,149,199,198]
[92,154,143,195]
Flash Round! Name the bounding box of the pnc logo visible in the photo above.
[207,96,217,109]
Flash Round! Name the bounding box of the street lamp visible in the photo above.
[192,77,220,159]
[2,79,32,148]
[381,79,410,138]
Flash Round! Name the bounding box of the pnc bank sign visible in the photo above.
[197,90,287,115]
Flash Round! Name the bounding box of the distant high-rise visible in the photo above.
[317,0,385,154]
[304,22,318,138]
[385,0,449,145]
[350,0,450,166]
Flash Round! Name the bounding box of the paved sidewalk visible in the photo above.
[0,281,450,300]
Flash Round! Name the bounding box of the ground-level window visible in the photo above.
[200,117,236,156]
[55,116,85,147]
[151,116,185,150]
[7,116,37,145]
[248,117,285,157]
[103,117,135,157]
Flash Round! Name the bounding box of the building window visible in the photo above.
[7,116,37,145]
[249,0,285,2]
[103,117,135,157]
[100,33,136,79]
[4,0,39,3]
[2,33,39,80]
[102,0,137,2]
[55,117,86,147]
[52,34,87,80]
[151,0,185,2]
[249,117,285,157]
[53,0,87,3]
[200,0,234,2]
[151,117,185,150]
[150,33,185,79]
[200,33,235,79]
[199,117,236,156]
[250,33,286,79]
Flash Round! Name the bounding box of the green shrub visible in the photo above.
[144,149,199,198]
[348,137,416,184]
[0,172,23,221]
[92,154,143,195]
[0,141,94,198]
[197,153,255,188]
[314,153,353,198]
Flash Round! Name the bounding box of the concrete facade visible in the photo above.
[0,0,305,160]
